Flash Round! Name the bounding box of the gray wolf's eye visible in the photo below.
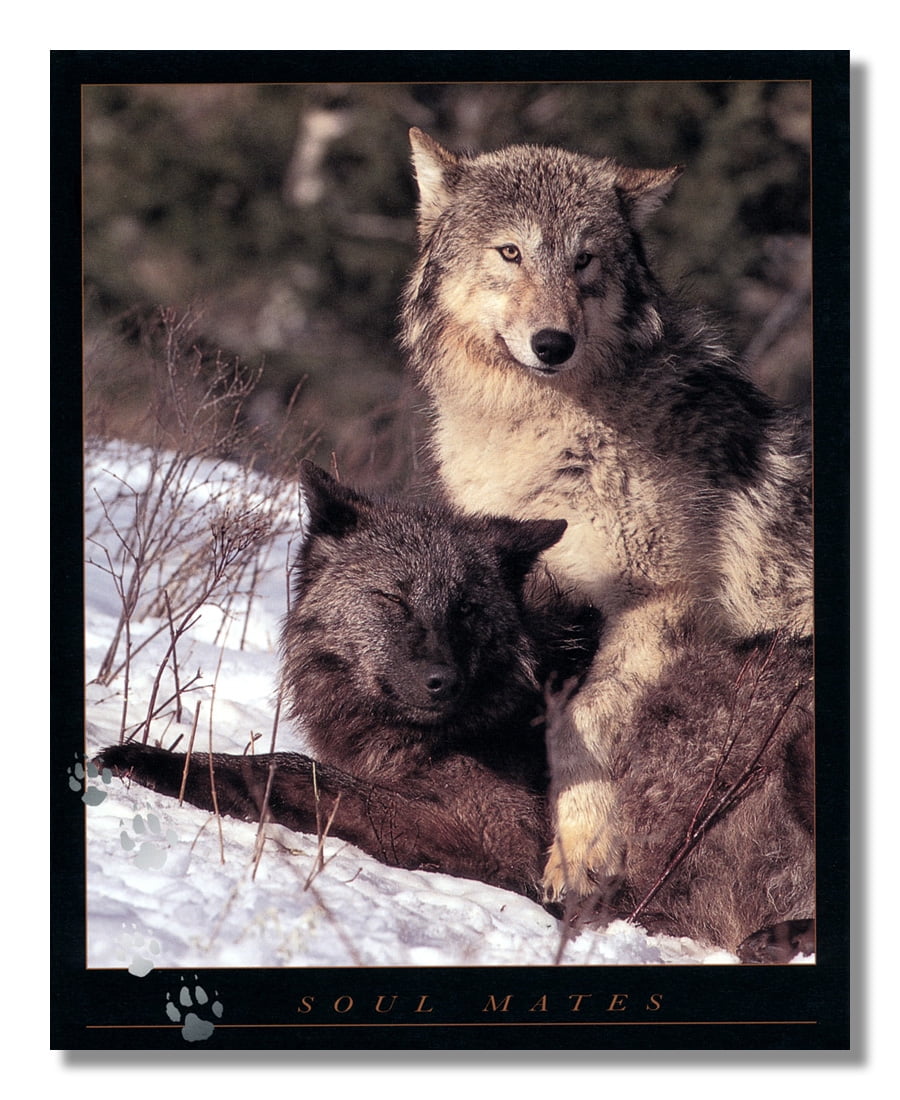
[497,244,521,264]
[574,251,593,271]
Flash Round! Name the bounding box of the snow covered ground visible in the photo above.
[81,440,760,970]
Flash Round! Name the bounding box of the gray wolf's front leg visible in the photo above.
[542,594,685,902]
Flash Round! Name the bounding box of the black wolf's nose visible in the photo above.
[424,664,460,700]
[531,329,576,367]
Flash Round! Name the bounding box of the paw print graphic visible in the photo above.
[68,754,112,805]
[115,925,162,977]
[120,813,178,870]
[166,979,224,1042]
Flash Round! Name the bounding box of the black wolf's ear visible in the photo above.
[489,516,567,587]
[409,128,462,238]
[298,460,368,539]
[614,164,683,228]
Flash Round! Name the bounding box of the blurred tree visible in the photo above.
[83,80,811,488]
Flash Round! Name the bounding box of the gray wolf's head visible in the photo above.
[403,128,682,380]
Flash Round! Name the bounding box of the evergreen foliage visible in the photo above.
[83,81,811,488]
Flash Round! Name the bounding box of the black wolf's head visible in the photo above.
[281,462,568,764]
[402,128,682,382]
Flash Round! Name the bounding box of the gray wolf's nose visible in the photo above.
[532,329,576,366]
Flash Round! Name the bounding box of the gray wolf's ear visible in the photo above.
[614,164,684,228]
[409,128,461,237]
[298,460,368,539]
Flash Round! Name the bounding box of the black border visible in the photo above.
[51,50,851,1052]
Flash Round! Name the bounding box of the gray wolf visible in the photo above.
[401,128,813,902]
[98,463,813,959]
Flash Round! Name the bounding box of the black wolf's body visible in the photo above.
[401,129,814,899]
[99,464,813,960]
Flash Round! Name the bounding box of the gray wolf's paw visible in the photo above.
[166,980,224,1042]
[542,777,626,903]
[120,813,178,870]
[542,824,625,905]
[115,926,161,977]
[68,755,112,805]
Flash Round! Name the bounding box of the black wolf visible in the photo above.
[99,461,595,899]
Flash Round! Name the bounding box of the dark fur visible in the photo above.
[98,464,813,960]
[99,462,597,900]
[278,463,585,783]
[610,631,814,961]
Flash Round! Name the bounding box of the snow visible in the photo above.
[82,439,762,970]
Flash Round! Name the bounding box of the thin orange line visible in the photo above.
[87,1019,819,1029]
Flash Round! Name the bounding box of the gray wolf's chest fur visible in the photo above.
[431,370,811,639]
[435,402,698,613]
